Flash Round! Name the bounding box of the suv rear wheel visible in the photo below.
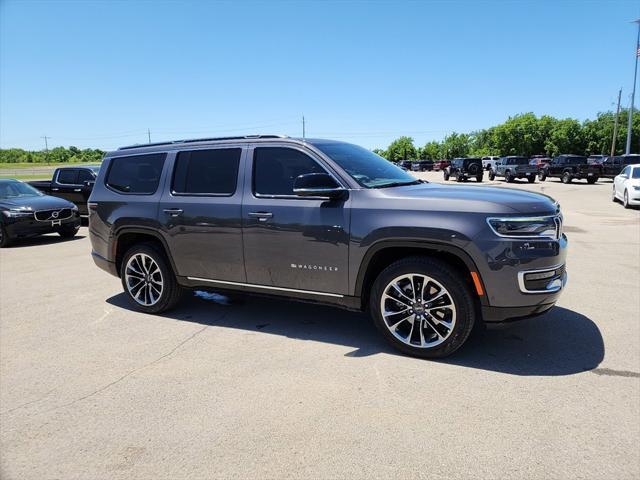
[443,170,450,181]
[370,257,476,358]
[121,243,183,313]
[488,170,496,181]
[505,170,514,183]
[0,224,12,248]
[562,172,572,184]
[527,175,536,183]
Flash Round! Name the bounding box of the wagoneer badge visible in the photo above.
[291,264,338,272]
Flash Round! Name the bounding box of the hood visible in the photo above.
[0,194,75,211]
[373,183,558,215]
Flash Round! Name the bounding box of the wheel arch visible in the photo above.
[113,227,177,277]
[355,241,488,311]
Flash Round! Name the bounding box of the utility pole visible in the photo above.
[147,128,151,144]
[302,115,306,140]
[611,89,622,157]
[625,19,640,154]
[41,135,50,166]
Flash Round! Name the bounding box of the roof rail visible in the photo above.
[117,134,289,151]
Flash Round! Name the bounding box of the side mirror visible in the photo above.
[293,173,346,199]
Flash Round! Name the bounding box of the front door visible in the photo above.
[158,147,246,282]
[241,146,350,295]
[54,169,83,204]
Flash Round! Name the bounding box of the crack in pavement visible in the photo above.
[591,368,640,378]
[47,323,212,412]
[0,388,57,416]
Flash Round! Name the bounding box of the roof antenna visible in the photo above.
[302,114,306,141]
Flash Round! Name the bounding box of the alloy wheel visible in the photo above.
[124,253,164,306]
[379,273,457,348]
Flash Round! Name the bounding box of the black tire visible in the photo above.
[488,170,496,181]
[562,172,572,184]
[456,175,463,182]
[0,224,12,248]
[443,171,450,181]
[538,171,547,182]
[58,223,79,238]
[505,171,514,183]
[624,190,630,209]
[527,175,536,183]
[369,256,477,359]
[476,174,483,182]
[586,177,597,184]
[120,242,183,314]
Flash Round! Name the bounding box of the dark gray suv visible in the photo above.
[88,135,568,358]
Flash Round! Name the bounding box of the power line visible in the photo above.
[41,135,50,165]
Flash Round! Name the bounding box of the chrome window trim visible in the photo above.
[486,214,563,240]
[186,277,344,298]
[517,264,567,294]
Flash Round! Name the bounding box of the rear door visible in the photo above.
[241,145,350,295]
[158,146,246,282]
[53,169,83,204]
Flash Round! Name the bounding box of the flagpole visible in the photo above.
[624,19,640,155]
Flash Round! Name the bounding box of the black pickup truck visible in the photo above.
[538,155,601,184]
[600,154,640,179]
[29,165,100,215]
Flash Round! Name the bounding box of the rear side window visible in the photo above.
[57,169,78,184]
[106,153,166,194]
[172,148,241,195]
[77,169,94,183]
[253,147,327,196]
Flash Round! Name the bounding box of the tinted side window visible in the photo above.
[172,149,241,195]
[254,147,326,196]
[106,153,166,194]
[77,169,94,183]
[57,169,78,184]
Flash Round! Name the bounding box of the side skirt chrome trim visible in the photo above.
[186,277,344,298]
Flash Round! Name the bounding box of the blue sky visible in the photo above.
[1,0,639,151]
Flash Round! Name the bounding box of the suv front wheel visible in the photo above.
[370,257,476,358]
[121,243,183,314]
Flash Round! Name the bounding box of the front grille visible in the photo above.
[34,208,73,222]
[520,264,566,293]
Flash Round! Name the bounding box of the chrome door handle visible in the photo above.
[248,212,273,221]
[73,188,82,192]
[163,208,184,217]
[51,188,59,191]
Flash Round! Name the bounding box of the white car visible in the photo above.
[481,156,500,171]
[612,164,640,208]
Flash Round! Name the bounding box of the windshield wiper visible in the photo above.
[373,180,422,189]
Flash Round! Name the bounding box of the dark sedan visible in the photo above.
[0,179,81,247]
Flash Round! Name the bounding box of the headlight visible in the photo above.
[2,209,33,218]
[487,215,560,239]
[633,186,640,191]
[71,205,79,211]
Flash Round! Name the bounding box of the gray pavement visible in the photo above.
[1,173,639,479]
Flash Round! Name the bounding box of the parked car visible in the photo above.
[397,160,412,170]
[489,156,538,183]
[612,164,640,208]
[481,156,500,171]
[529,157,551,168]
[89,136,567,359]
[538,155,602,184]
[29,165,101,215]
[443,158,484,182]
[433,160,450,171]
[411,160,434,172]
[0,179,81,247]
[600,154,640,180]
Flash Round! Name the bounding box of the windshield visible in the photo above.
[566,156,587,164]
[632,168,640,179]
[0,180,44,199]
[312,141,419,188]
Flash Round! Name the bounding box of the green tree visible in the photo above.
[386,136,417,161]
[440,132,470,159]
[421,141,442,160]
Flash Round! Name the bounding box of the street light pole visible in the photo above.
[624,19,640,154]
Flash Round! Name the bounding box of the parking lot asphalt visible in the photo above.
[1,172,639,479]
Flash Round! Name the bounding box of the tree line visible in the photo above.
[0,146,105,164]
[374,110,640,161]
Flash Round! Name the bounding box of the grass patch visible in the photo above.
[0,173,50,180]
[0,162,101,169]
